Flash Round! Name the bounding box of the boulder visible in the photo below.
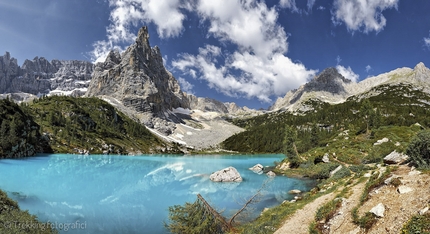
[370,203,385,217]
[288,189,301,194]
[249,164,264,174]
[397,185,414,194]
[383,150,409,164]
[278,162,290,170]
[266,171,276,177]
[419,207,429,215]
[210,167,242,182]
[374,137,389,146]
[329,165,343,177]
[322,153,330,163]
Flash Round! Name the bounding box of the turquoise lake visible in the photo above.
[0,154,315,233]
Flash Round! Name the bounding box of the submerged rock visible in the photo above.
[266,171,276,177]
[210,167,242,182]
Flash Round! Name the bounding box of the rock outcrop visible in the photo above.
[85,27,190,134]
[383,151,409,164]
[210,167,243,182]
[0,52,93,99]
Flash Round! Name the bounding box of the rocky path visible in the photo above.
[327,180,367,234]
[274,191,338,234]
[358,165,430,234]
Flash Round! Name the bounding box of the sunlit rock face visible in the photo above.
[0,52,93,98]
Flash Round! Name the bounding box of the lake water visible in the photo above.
[0,154,315,233]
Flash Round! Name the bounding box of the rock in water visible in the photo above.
[370,203,385,217]
[249,164,264,174]
[210,167,242,182]
[266,171,276,177]
[383,150,409,164]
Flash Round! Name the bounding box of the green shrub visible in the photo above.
[331,167,351,180]
[406,130,430,169]
[401,213,430,234]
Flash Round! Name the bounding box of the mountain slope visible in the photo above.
[0,98,51,158]
[270,63,430,112]
[24,96,176,154]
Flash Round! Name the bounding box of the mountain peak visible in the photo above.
[313,67,351,84]
[136,26,151,50]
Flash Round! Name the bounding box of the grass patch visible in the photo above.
[401,213,430,234]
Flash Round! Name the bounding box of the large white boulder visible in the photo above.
[370,203,385,217]
[210,167,243,182]
[383,150,409,164]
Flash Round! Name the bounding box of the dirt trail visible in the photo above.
[328,180,367,234]
[274,191,338,234]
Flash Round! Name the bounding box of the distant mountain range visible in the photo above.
[1,26,430,149]
[270,62,430,112]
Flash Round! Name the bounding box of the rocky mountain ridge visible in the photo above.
[270,62,430,112]
[0,52,93,100]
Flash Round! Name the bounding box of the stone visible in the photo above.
[370,203,385,217]
[397,186,414,194]
[374,137,389,146]
[383,150,409,164]
[266,171,276,177]
[278,162,290,170]
[210,167,242,182]
[322,153,330,163]
[419,207,429,215]
[249,164,264,174]
[288,189,301,194]
[329,165,343,177]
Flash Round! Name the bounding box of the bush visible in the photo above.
[401,213,430,234]
[406,130,430,169]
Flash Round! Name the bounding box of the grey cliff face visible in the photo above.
[186,94,229,113]
[86,26,190,133]
[0,52,94,97]
[284,67,351,106]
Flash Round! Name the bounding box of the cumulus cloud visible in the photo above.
[332,0,399,33]
[336,65,359,83]
[173,0,316,102]
[279,0,298,12]
[178,77,194,94]
[93,0,316,102]
[90,0,187,63]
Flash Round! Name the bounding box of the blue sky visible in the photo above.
[1,0,430,109]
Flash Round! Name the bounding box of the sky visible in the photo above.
[1,0,430,109]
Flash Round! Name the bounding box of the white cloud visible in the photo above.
[336,65,359,83]
[307,0,316,12]
[90,0,187,63]
[332,0,399,33]
[178,77,194,94]
[279,0,298,12]
[336,55,342,65]
[365,65,372,73]
[317,6,325,11]
[173,0,316,102]
[424,32,430,49]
